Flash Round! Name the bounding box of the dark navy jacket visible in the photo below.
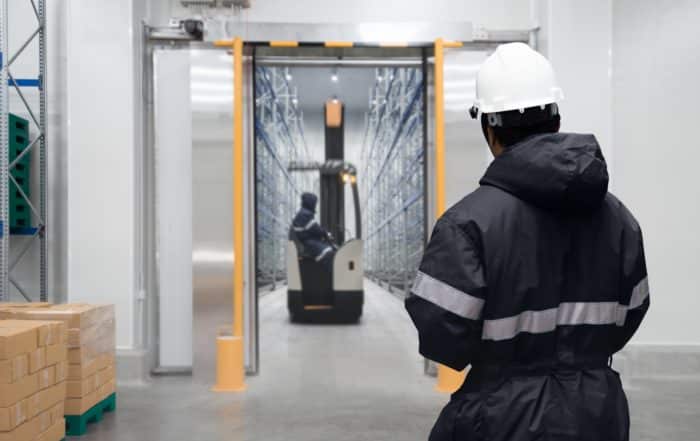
[406,133,649,441]
[291,193,333,261]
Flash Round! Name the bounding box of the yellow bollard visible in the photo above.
[435,365,466,393]
[212,334,247,392]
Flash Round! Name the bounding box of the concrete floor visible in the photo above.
[81,280,700,440]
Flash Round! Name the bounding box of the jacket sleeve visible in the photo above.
[293,211,327,242]
[306,221,328,241]
[405,216,487,371]
[612,219,650,354]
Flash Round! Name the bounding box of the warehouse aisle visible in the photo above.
[79,280,700,441]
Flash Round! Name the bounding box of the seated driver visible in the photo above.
[291,193,335,269]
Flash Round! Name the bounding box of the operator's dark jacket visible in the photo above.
[406,133,649,441]
[291,193,333,261]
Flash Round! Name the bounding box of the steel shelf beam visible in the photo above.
[0,0,48,301]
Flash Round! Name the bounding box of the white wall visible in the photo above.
[533,0,614,180]
[169,0,531,29]
[612,0,700,345]
[65,0,141,350]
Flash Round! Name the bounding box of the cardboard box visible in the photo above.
[0,414,39,441]
[37,406,52,434]
[26,382,66,419]
[67,354,113,380]
[325,99,343,128]
[65,378,114,416]
[0,320,49,347]
[45,343,66,367]
[36,418,65,441]
[0,326,37,360]
[28,347,46,374]
[50,402,63,425]
[65,389,99,416]
[66,374,97,399]
[98,378,116,400]
[37,365,56,390]
[66,319,115,349]
[0,399,28,431]
[0,304,114,330]
[0,353,28,384]
[0,303,51,311]
[54,361,67,384]
[0,320,64,348]
[0,372,38,407]
[67,346,92,365]
[96,364,115,387]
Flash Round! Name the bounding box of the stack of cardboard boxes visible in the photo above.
[0,304,116,418]
[0,319,67,441]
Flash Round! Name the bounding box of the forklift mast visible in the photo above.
[322,99,345,244]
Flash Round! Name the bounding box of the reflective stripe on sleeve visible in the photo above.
[482,279,651,342]
[293,219,318,232]
[629,276,649,310]
[411,271,484,320]
[315,246,333,262]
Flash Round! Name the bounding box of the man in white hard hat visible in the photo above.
[406,42,648,440]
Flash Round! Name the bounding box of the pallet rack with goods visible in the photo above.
[361,67,425,296]
[255,66,313,290]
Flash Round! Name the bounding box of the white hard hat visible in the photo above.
[472,42,564,115]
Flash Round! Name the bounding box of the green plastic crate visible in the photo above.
[8,113,31,231]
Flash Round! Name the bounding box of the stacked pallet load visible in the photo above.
[0,304,116,436]
[0,319,67,441]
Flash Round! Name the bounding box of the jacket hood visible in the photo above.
[480,133,609,212]
[301,193,318,212]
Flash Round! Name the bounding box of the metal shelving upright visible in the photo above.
[361,67,425,296]
[0,0,48,300]
[254,66,313,290]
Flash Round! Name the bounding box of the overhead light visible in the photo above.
[285,68,292,81]
[292,98,298,105]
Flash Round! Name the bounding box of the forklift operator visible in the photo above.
[291,193,335,269]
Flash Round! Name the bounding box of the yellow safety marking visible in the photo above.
[214,40,234,47]
[325,41,354,48]
[443,40,464,48]
[213,35,247,394]
[270,41,299,47]
[233,36,245,340]
[304,305,334,311]
[434,37,467,394]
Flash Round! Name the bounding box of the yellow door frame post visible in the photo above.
[213,36,247,392]
[433,38,466,394]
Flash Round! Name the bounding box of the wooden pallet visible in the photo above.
[65,393,117,437]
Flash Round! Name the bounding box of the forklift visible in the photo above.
[286,99,364,322]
